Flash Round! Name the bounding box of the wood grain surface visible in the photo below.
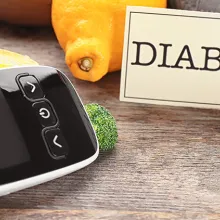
[0,23,220,220]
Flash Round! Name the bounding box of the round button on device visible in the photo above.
[39,108,51,119]
[32,101,57,127]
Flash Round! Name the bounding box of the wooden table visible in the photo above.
[0,22,220,220]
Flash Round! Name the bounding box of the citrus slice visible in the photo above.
[0,49,38,68]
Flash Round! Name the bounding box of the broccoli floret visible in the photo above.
[84,103,118,151]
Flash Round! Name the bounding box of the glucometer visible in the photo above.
[0,66,99,196]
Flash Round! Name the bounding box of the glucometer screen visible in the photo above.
[0,90,30,169]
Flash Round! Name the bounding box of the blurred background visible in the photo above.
[0,0,219,27]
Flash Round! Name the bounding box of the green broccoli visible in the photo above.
[84,103,118,151]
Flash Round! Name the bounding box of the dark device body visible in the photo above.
[0,66,98,196]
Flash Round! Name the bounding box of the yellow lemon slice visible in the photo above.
[0,49,38,68]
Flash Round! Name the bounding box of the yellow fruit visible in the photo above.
[0,49,38,68]
[52,0,167,82]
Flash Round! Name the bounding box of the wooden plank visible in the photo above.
[0,23,220,219]
[0,209,220,220]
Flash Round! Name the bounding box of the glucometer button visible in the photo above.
[33,101,57,127]
[44,128,69,158]
[18,75,44,99]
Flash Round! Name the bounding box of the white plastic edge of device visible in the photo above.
[0,65,99,197]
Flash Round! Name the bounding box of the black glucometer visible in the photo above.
[0,66,99,196]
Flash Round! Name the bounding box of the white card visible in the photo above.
[120,6,220,109]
